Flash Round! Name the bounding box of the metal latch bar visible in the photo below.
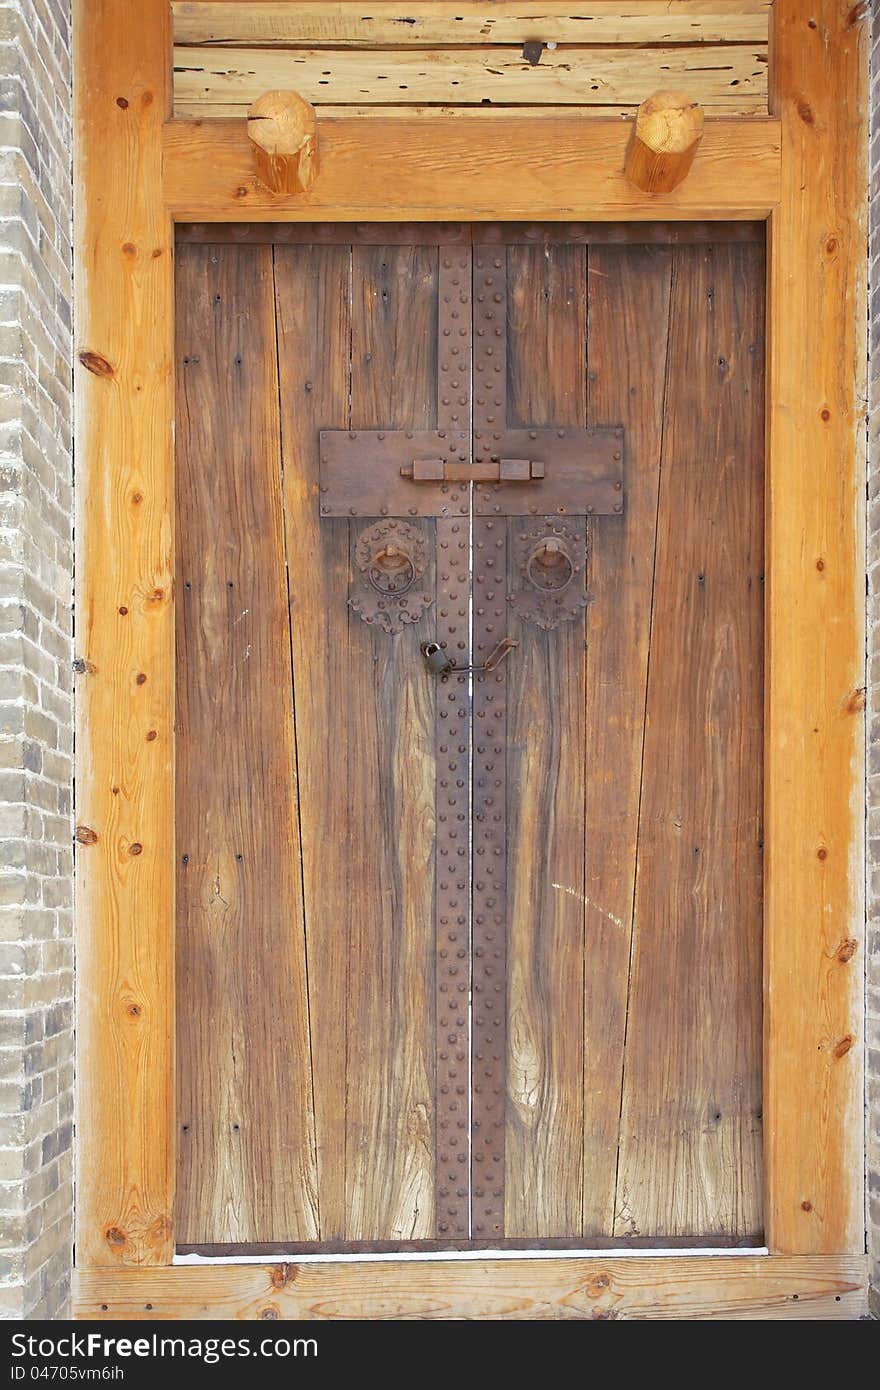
[402,458,545,483]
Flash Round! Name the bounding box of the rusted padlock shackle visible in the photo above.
[421,637,518,677]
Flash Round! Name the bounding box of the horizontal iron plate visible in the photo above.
[319,430,471,518]
[473,428,624,516]
[320,427,624,518]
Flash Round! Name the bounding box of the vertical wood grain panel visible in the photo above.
[273,245,353,1241]
[583,243,673,1235]
[765,0,867,1253]
[74,0,176,1267]
[344,246,438,1240]
[615,244,764,1240]
[503,243,586,1237]
[175,245,318,1244]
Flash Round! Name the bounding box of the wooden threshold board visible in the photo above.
[75,1254,868,1320]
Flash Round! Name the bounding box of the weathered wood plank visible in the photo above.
[73,0,175,1268]
[343,246,438,1241]
[582,242,673,1235]
[764,0,867,1254]
[173,45,768,115]
[272,245,353,1242]
[162,116,783,222]
[175,244,319,1244]
[173,2,771,48]
[615,243,765,1240]
[176,221,765,246]
[503,243,587,1238]
[74,1254,869,1320]
[175,102,762,119]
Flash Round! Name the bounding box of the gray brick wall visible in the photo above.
[0,0,73,1321]
[869,1,880,1322]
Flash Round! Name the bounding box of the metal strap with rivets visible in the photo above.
[433,247,472,1239]
[470,249,509,1240]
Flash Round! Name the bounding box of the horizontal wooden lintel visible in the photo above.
[163,114,781,221]
[74,1254,867,1320]
[172,44,769,117]
[172,1,772,50]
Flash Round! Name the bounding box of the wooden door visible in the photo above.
[174,225,764,1253]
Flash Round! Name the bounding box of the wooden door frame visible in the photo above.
[72,0,869,1319]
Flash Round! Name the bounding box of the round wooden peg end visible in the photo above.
[247,90,319,195]
[625,91,705,194]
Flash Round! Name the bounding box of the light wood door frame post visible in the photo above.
[74,0,175,1267]
[74,0,869,1316]
[764,0,866,1255]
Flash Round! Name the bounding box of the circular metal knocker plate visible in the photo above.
[525,537,575,594]
[510,523,589,630]
[350,519,433,634]
[367,544,417,598]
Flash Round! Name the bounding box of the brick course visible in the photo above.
[0,0,73,1322]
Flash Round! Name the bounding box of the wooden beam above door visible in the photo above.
[163,113,781,221]
[171,2,771,118]
[172,2,772,49]
[172,44,768,117]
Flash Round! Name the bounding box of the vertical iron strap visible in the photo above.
[433,248,472,1239]
[471,250,509,1240]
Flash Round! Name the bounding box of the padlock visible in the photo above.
[421,641,455,676]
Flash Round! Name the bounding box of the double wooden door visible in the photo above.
[174,224,764,1252]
